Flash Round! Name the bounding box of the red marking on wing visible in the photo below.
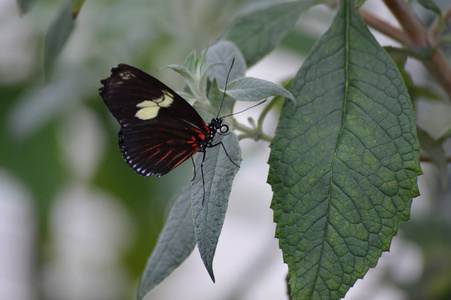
[190,126,207,141]
[167,146,199,170]
[201,119,209,132]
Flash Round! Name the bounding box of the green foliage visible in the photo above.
[0,90,65,237]
[268,0,421,298]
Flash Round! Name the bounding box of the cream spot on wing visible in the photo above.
[119,71,136,80]
[135,92,174,120]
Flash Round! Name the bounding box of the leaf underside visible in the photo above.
[267,0,421,299]
[191,132,242,282]
[226,77,296,102]
[137,182,195,300]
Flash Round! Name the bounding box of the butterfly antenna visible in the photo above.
[216,58,235,118]
[221,99,267,119]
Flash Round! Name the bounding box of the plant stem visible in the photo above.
[420,155,451,163]
[257,96,279,132]
[328,0,451,99]
[359,9,410,45]
[382,0,430,47]
[232,118,273,142]
[376,0,451,99]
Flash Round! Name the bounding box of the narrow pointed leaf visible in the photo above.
[208,78,224,111]
[71,0,86,19]
[418,0,442,16]
[268,0,421,299]
[174,91,197,105]
[137,182,195,300]
[191,132,241,282]
[225,0,320,66]
[163,64,195,82]
[17,0,36,14]
[44,0,74,79]
[226,77,295,102]
[184,50,198,71]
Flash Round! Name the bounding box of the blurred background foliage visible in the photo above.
[1,0,451,299]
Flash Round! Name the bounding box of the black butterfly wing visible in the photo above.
[100,64,210,177]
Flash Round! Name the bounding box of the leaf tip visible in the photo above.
[202,262,216,283]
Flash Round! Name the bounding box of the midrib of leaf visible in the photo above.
[201,141,225,225]
[192,133,242,283]
[201,152,214,237]
[199,144,225,257]
[312,3,352,295]
[194,150,214,269]
[269,0,421,298]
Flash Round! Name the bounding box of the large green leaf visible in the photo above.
[191,132,241,282]
[224,0,321,67]
[267,0,422,299]
[137,181,195,300]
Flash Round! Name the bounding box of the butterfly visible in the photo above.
[99,63,239,200]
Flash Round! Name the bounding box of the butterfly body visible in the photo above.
[100,64,227,178]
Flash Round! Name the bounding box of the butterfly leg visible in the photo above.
[191,157,197,181]
[200,150,207,205]
[211,141,240,168]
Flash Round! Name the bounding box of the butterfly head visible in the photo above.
[210,117,229,134]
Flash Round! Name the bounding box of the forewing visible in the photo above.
[99,63,210,176]
[100,64,207,129]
